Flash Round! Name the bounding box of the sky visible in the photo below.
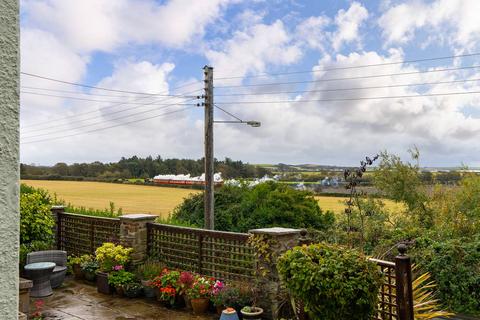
[19,0,480,167]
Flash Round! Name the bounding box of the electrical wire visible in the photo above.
[21,90,194,104]
[21,71,202,95]
[215,90,480,104]
[21,87,202,129]
[214,52,480,80]
[22,98,198,138]
[215,65,480,89]
[21,106,196,145]
[214,78,480,97]
[20,86,194,98]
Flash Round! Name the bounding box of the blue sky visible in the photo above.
[19,0,480,167]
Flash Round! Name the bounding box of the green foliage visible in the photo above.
[172,182,335,232]
[277,243,381,320]
[81,259,99,274]
[19,240,53,266]
[108,270,136,287]
[20,191,55,244]
[64,201,123,218]
[135,260,166,280]
[414,237,480,315]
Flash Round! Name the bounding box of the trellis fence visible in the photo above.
[55,211,120,256]
[146,223,255,282]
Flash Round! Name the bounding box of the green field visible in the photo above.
[22,180,403,218]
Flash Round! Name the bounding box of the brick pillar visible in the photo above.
[248,227,302,320]
[50,205,65,250]
[119,214,156,265]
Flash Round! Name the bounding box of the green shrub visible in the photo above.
[277,243,381,320]
[172,182,335,232]
[20,192,54,244]
[414,237,480,315]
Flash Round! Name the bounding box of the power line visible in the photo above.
[21,86,193,98]
[214,78,480,97]
[21,106,196,145]
[21,71,202,95]
[215,90,480,104]
[21,87,202,129]
[22,98,198,138]
[215,65,480,89]
[214,52,480,80]
[21,90,194,104]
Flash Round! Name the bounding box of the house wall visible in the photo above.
[0,0,20,317]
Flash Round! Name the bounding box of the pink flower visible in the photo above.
[113,265,123,271]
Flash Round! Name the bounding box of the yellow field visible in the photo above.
[22,180,199,218]
[22,180,403,218]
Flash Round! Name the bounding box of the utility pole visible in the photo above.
[203,66,214,230]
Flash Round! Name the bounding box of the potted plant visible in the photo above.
[178,271,195,309]
[107,267,136,297]
[68,254,93,280]
[211,280,226,314]
[81,259,99,282]
[124,281,143,298]
[150,269,183,308]
[95,242,133,294]
[186,275,214,315]
[135,260,165,299]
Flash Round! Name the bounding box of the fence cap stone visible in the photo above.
[249,227,301,235]
[19,278,33,290]
[119,214,157,221]
[51,205,65,210]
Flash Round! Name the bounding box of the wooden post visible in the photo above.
[51,205,65,250]
[203,65,214,230]
[198,234,204,274]
[395,244,414,320]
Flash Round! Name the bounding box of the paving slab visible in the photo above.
[31,278,216,320]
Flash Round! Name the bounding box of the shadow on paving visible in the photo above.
[31,278,216,320]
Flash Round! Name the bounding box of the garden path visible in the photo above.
[31,278,216,320]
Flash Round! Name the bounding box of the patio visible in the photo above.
[31,278,215,320]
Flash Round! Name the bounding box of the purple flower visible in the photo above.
[113,265,123,271]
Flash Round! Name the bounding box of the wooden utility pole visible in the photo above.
[203,66,214,230]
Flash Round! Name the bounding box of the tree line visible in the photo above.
[21,155,271,180]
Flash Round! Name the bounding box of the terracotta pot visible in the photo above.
[72,264,84,280]
[241,307,263,320]
[191,297,210,315]
[96,271,112,294]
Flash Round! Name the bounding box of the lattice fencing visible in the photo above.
[147,223,255,282]
[57,212,121,256]
[370,258,398,320]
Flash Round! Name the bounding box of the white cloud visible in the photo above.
[206,20,302,83]
[379,0,480,49]
[296,15,331,52]
[331,2,369,51]
[22,0,233,52]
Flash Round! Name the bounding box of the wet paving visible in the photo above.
[31,278,216,320]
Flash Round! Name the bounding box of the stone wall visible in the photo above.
[0,0,20,317]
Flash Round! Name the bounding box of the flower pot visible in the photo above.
[141,280,156,299]
[220,308,240,320]
[217,305,225,315]
[96,271,112,294]
[183,294,192,310]
[84,270,96,282]
[72,263,84,280]
[241,307,263,320]
[115,285,125,297]
[191,297,210,315]
[124,286,142,298]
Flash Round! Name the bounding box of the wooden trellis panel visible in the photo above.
[147,223,255,282]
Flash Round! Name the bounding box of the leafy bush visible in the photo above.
[277,243,381,320]
[172,182,335,232]
[108,269,136,287]
[20,190,55,245]
[414,237,480,315]
[95,243,133,272]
